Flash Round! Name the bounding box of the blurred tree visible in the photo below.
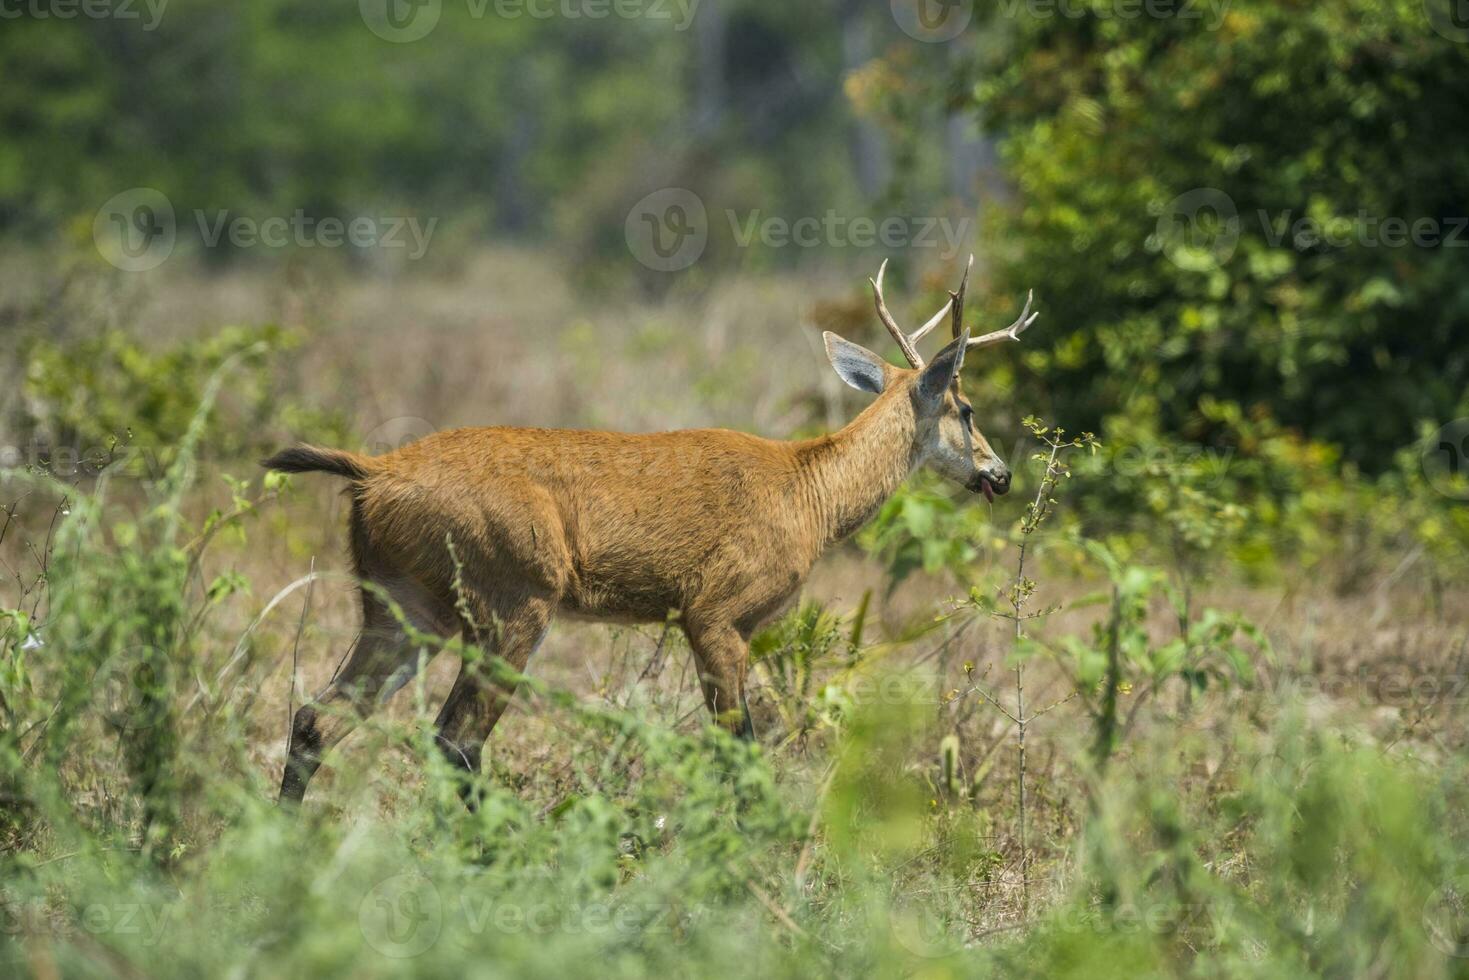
[0,0,958,277]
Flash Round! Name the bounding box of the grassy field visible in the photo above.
[2,251,1468,978]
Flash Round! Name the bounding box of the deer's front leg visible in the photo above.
[684,620,755,740]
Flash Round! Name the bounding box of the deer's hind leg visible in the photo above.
[684,619,755,740]
[432,589,557,805]
[279,578,453,805]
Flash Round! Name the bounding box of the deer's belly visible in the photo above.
[558,575,681,625]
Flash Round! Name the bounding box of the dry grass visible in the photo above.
[3,249,1467,968]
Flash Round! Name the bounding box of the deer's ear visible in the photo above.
[823,332,889,394]
[916,329,969,412]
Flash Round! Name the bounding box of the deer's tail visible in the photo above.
[261,445,379,481]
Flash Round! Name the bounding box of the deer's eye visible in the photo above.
[959,405,974,429]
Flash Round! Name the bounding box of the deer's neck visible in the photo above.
[797,389,921,551]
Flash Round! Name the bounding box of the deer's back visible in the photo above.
[351,426,818,625]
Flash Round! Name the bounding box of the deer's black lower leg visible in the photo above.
[279,705,323,805]
[435,732,486,810]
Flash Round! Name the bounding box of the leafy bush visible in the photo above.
[17,325,293,471]
[859,471,998,589]
[969,0,1469,468]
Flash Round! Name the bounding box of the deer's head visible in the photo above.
[822,257,1038,502]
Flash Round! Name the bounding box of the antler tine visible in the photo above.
[965,289,1040,351]
[868,258,926,369]
[908,295,953,346]
[949,253,972,341]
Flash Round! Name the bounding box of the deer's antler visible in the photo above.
[869,256,1038,366]
[964,289,1038,352]
[869,258,949,369]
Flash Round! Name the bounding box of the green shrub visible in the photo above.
[969,0,1469,468]
[15,323,307,479]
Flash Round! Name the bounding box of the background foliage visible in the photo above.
[3,0,1469,977]
[965,0,1469,468]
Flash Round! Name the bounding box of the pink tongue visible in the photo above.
[981,480,995,503]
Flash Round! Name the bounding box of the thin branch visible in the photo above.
[958,682,1020,725]
[287,556,316,742]
[793,759,840,889]
[1030,690,1079,719]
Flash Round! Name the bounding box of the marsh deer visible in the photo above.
[266,257,1037,804]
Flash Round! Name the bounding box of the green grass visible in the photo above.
[3,262,1469,978]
